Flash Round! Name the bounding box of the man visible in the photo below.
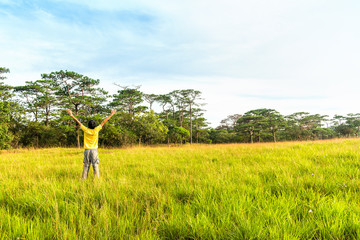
[66,109,116,179]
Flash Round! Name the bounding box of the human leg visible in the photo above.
[90,149,100,178]
[82,163,91,179]
[82,149,91,179]
[93,163,99,178]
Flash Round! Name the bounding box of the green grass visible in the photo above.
[1,139,360,239]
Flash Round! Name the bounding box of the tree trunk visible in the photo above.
[75,105,80,148]
[196,129,199,144]
[77,127,80,148]
[190,103,192,144]
[273,130,277,143]
[45,105,50,127]
[179,110,183,127]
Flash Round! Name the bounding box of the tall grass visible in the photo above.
[1,139,360,239]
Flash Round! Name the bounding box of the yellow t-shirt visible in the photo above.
[80,125,102,149]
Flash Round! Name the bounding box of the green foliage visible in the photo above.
[99,123,124,147]
[0,67,12,101]
[4,67,360,147]
[42,70,107,115]
[135,111,168,144]
[143,93,158,110]
[1,68,212,148]
[110,88,145,115]
[217,114,242,131]
[13,80,57,124]
[168,126,190,144]
[40,70,109,147]
[0,124,12,149]
[0,67,9,77]
[235,109,266,143]
[0,68,13,149]
[209,129,240,143]
[334,124,354,137]
[195,128,211,143]
[282,112,327,140]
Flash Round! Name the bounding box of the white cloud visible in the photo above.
[1,0,360,126]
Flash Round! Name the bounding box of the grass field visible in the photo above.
[1,139,360,239]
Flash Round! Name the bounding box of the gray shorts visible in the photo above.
[83,149,99,165]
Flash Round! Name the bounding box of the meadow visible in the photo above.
[1,139,360,239]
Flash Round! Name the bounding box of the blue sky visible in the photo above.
[1,0,360,126]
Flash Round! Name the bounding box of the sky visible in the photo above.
[1,0,360,127]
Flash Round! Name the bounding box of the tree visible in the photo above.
[143,93,158,111]
[168,126,190,144]
[0,67,13,149]
[167,89,204,144]
[258,109,286,142]
[0,67,11,100]
[157,94,176,144]
[43,70,102,148]
[157,94,174,121]
[0,102,13,149]
[81,87,108,116]
[182,89,203,144]
[217,114,242,131]
[0,67,9,80]
[209,129,237,143]
[334,124,354,137]
[169,90,187,127]
[14,81,43,122]
[110,85,146,116]
[15,79,59,127]
[36,79,59,127]
[192,108,209,143]
[235,110,266,143]
[0,67,11,101]
[333,114,346,126]
[285,112,328,140]
[135,111,168,145]
[345,113,360,137]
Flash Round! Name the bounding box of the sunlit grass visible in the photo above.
[1,139,360,239]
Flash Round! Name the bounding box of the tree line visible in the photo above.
[0,68,208,148]
[212,110,360,144]
[0,67,359,149]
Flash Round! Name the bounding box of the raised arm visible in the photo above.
[66,109,82,126]
[101,109,116,127]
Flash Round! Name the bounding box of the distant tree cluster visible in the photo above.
[1,67,359,149]
[212,110,358,143]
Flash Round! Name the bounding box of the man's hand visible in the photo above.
[66,109,73,116]
[101,109,117,127]
[67,109,82,126]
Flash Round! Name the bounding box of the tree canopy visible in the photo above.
[1,67,359,149]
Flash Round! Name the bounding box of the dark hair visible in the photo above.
[88,120,96,129]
